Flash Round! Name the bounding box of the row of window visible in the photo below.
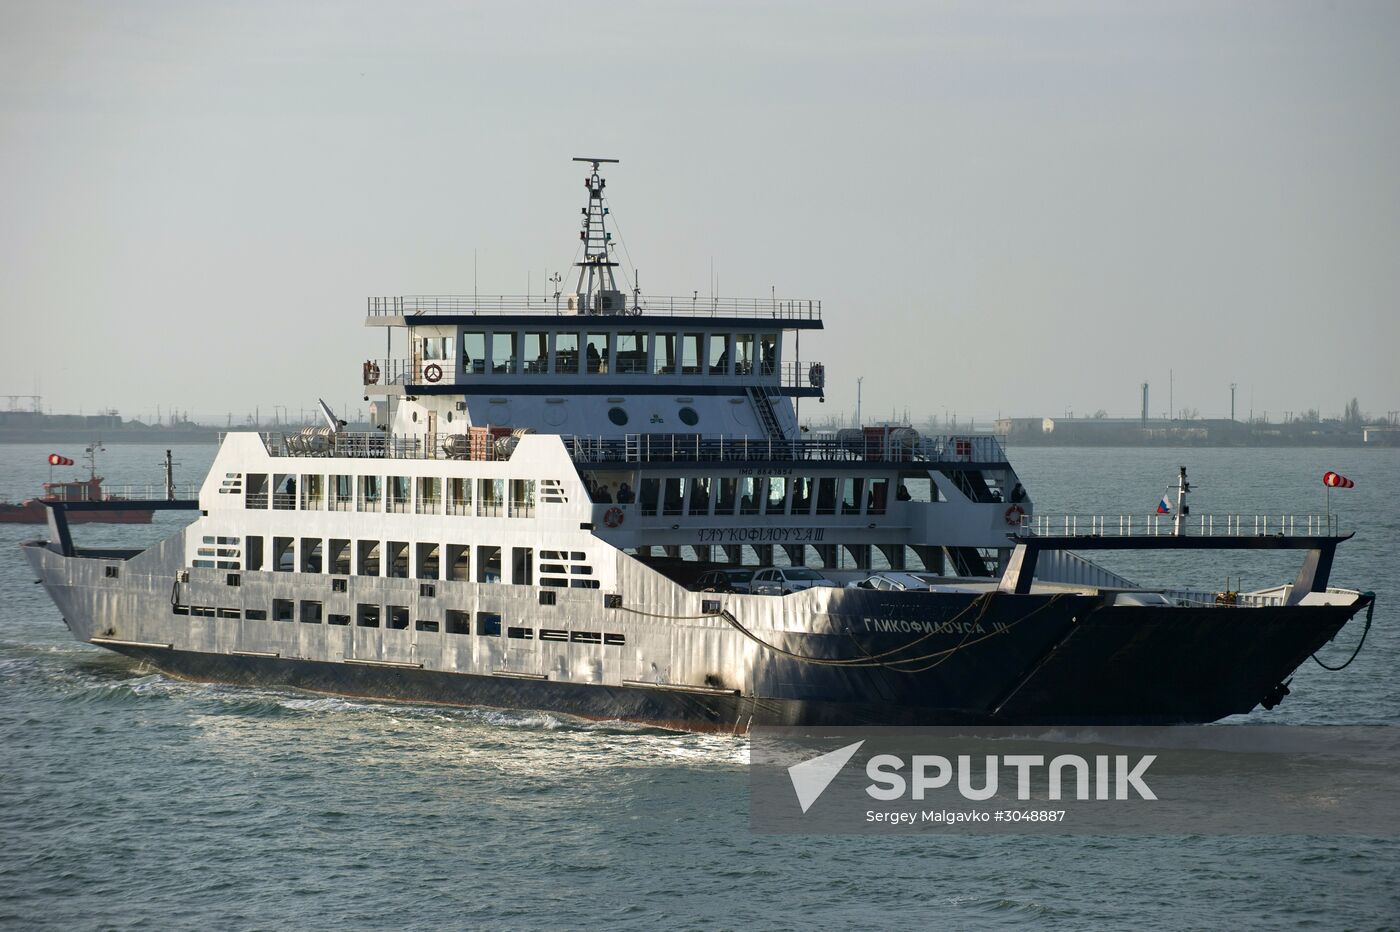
[423,330,780,378]
[200,537,600,591]
[173,600,625,645]
[585,474,937,516]
[242,473,539,516]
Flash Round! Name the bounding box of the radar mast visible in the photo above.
[570,157,629,314]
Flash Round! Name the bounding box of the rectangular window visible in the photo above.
[356,604,381,628]
[226,573,241,587]
[246,536,264,571]
[416,619,440,632]
[539,590,557,606]
[841,477,866,515]
[387,540,409,578]
[332,578,348,593]
[419,582,436,598]
[329,539,351,575]
[104,566,119,579]
[300,474,325,510]
[357,475,382,512]
[461,331,486,375]
[538,629,568,642]
[816,477,838,515]
[512,547,533,586]
[387,605,409,630]
[759,333,778,376]
[217,608,240,619]
[300,538,323,573]
[273,599,295,622]
[739,477,760,515]
[447,477,472,516]
[445,544,470,581]
[554,332,580,374]
[765,477,789,514]
[867,478,890,515]
[445,610,471,635]
[246,608,268,621]
[791,477,814,515]
[571,579,601,589]
[717,477,738,514]
[663,477,686,516]
[416,477,442,514]
[681,332,704,374]
[331,474,353,511]
[709,334,730,375]
[357,540,381,576]
[386,475,410,513]
[273,537,294,572]
[491,331,518,374]
[523,332,549,374]
[190,605,216,618]
[328,613,350,626]
[477,546,502,583]
[507,626,533,639]
[273,474,296,510]
[476,612,502,637]
[245,473,269,509]
[300,601,323,624]
[734,333,755,375]
[689,477,711,516]
[654,332,677,374]
[570,631,603,644]
[480,478,505,516]
[639,477,660,516]
[586,332,610,373]
[604,633,626,646]
[510,479,535,517]
[615,331,648,374]
[416,543,440,580]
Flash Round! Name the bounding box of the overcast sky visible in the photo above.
[3,0,1397,427]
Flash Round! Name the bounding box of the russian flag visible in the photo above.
[1156,493,1172,514]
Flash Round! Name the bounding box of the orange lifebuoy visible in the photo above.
[603,506,625,528]
[1004,504,1026,527]
[424,363,443,383]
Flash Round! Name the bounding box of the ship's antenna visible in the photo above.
[571,157,621,314]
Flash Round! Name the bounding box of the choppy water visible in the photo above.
[2,442,1396,928]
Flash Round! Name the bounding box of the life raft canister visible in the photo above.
[603,506,625,528]
[363,360,381,384]
[424,363,443,383]
[1004,503,1026,527]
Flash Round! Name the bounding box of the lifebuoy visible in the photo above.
[424,363,443,383]
[363,360,381,384]
[603,506,625,528]
[808,363,825,388]
[1004,504,1026,527]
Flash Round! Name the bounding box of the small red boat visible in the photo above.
[0,449,155,524]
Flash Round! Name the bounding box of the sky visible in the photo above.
[2,0,1398,427]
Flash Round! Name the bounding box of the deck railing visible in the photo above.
[1019,513,1343,538]
[361,356,824,388]
[368,294,822,321]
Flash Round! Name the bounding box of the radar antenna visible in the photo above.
[570,158,629,315]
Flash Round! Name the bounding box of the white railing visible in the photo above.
[1020,513,1342,538]
[88,484,202,501]
[368,294,823,321]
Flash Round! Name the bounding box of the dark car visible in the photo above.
[693,568,755,594]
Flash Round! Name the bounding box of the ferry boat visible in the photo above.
[1,446,155,525]
[21,160,1375,731]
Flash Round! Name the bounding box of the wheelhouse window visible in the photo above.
[422,336,452,360]
[759,333,778,376]
[554,332,581,374]
[734,334,755,376]
[586,332,610,373]
[523,332,549,374]
[654,332,678,375]
[462,331,486,374]
[615,332,648,374]
[708,334,730,375]
[682,333,704,375]
[491,331,518,374]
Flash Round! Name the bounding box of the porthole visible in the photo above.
[608,406,629,426]
[678,406,699,427]
[412,410,418,422]
[447,411,453,423]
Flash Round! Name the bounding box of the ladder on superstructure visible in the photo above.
[745,385,785,442]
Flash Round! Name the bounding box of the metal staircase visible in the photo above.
[746,385,786,441]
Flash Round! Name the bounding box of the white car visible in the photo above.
[749,567,837,596]
[847,571,934,591]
